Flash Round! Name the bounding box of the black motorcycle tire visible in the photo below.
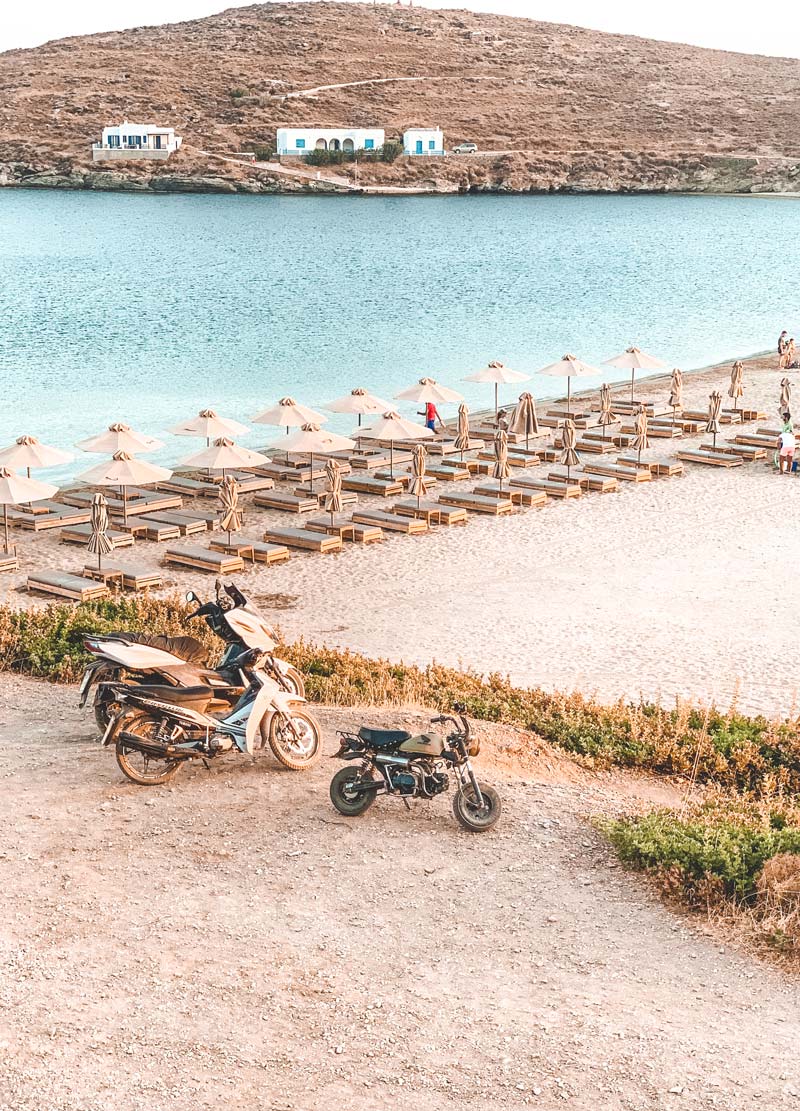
[452,782,502,833]
[330,767,377,817]
[115,710,183,786]
[266,710,322,771]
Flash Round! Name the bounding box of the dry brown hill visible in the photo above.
[2,1,800,194]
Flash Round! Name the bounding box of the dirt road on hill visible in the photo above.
[1,676,799,1111]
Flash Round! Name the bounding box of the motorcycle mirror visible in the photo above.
[185,591,197,603]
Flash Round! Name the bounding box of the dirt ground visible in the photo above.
[1,675,799,1111]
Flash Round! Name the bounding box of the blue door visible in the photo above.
[415,140,423,154]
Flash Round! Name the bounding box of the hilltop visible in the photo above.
[2,1,800,194]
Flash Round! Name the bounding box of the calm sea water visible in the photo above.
[1,188,797,480]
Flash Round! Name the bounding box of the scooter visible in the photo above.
[79,582,304,730]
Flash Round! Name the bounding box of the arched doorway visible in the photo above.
[329,138,341,151]
[342,138,354,153]
[315,137,327,149]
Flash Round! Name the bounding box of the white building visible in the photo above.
[92,122,183,162]
[276,127,385,156]
[403,127,445,156]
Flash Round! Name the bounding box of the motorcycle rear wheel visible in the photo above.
[94,690,122,734]
[115,711,183,786]
[266,710,322,770]
[452,782,501,833]
[330,767,377,817]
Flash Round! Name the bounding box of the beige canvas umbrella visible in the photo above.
[323,388,392,426]
[632,404,650,466]
[668,369,683,427]
[180,438,269,476]
[76,422,163,455]
[508,392,539,450]
[324,460,344,525]
[454,402,471,461]
[464,361,530,422]
[169,408,250,444]
[0,435,72,479]
[598,384,615,440]
[409,444,433,509]
[603,346,668,404]
[538,354,601,417]
[79,451,173,524]
[560,418,580,482]
[492,429,511,492]
[0,468,58,554]
[252,396,327,431]
[394,376,463,405]
[218,474,243,545]
[87,493,114,572]
[360,411,434,476]
[706,391,722,448]
[279,424,357,492]
[780,377,792,414]
[728,362,744,413]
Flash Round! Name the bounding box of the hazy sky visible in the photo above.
[1,0,797,57]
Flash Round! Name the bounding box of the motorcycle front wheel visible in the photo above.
[452,782,502,833]
[266,710,322,770]
[115,710,184,786]
[329,767,377,817]
[283,666,306,699]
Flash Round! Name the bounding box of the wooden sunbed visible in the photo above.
[554,435,617,454]
[733,433,778,449]
[254,491,319,514]
[438,492,513,515]
[222,474,275,494]
[60,524,135,548]
[421,464,469,482]
[548,470,619,494]
[676,450,743,468]
[468,427,525,444]
[344,452,413,471]
[619,423,683,439]
[164,546,246,573]
[617,456,685,477]
[205,539,292,565]
[156,476,221,499]
[510,477,581,499]
[680,408,738,425]
[342,476,403,497]
[391,500,467,526]
[27,570,109,602]
[438,457,483,474]
[173,509,219,530]
[7,506,91,531]
[473,483,547,507]
[476,450,537,469]
[581,462,652,483]
[353,509,428,535]
[0,552,19,573]
[116,566,164,591]
[307,516,384,544]
[250,541,292,565]
[702,443,767,462]
[133,519,182,542]
[263,527,343,554]
[137,511,209,536]
[293,487,358,507]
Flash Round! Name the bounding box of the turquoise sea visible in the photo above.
[1,188,796,480]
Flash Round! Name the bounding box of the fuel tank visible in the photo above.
[398,732,445,757]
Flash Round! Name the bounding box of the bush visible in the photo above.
[251,144,274,162]
[302,143,403,167]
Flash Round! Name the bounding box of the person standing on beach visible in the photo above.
[779,331,789,368]
[418,401,443,432]
[779,424,796,474]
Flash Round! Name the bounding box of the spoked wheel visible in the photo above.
[330,767,377,817]
[266,710,322,771]
[452,782,502,833]
[115,710,184,786]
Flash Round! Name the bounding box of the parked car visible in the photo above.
[452,142,478,154]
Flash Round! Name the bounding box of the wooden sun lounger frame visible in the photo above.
[263,527,343,554]
[164,546,246,573]
[27,571,110,601]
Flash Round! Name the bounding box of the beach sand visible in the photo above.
[4,350,798,718]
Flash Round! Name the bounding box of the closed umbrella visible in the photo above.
[492,429,510,493]
[278,424,356,493]
[728,362,744,414]
[79,451,173,524]
[668,369,683,428]
[0,468,58,554]
[394,377,463,405]
[454,403,471,461]
[169,408,250,445]
[77,422,163,455]
[324,460,343,526]
[180,438,270,476]
[360,411,434,476]
[560,419,580,482]
[464,361,530,422]
[538,354,601,418]
[508,392,539,450]
[780,377,792,414]
[0,435,72,479]
[706,391,722,449]
[218,474,243,545]
[87,493,114,572]
[409,444,432,509]
[632,404,650,466]
[598,384,615,441]
[602,347,668,404]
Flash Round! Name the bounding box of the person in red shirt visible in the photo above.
[419,401,443,432]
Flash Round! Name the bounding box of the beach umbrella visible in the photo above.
[454,403,471,461]
[560,418,580,483]
[168,408,250,445]
[668,369,683,428]
[76,422,163,455]
[0,468,58,554]
[180,438,269,476]
[632,404,650,467]
[323,388,392,454]
[360,411,434,476]
[464,361,530,422]
[278,424,357,493]
[602,347,668,404]
[218,474,243,545]
[394,377,463,405]
[780,378,792,414]
[252,397,327,432]
[323,460,343,526]
[0,435,72,479]
[87,493,113,572]
[538,355,601,417]
[597,384,615,441]
[508,392,539,450]
[409,444,432,509]
[706,391,722,449]
[492,429,511,493]
[78,451,172,524]
[728,362,744,413]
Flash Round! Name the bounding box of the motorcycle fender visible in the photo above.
[78,661,111,708]
[244,681,280,756]
[271,690,304,715]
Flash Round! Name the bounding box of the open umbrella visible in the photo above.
[454,403,471,461]
[0,468,58,554]
[252,397,327,431]
[218,474,243,545]
[0,435,72,479]
[394,377,463,405]
[780,378,792,415]
[323,388,392,453]
[728,362,744,414]
[602,347,668,404]
[492,429,511,493]
[706,391,722,449]
[323,460,343,526]
[598,384,615,440]
[278,424,356,493]
[360,411,434,476]
[632,404,650,466]
[87,492,114,572]
[560,419,580,483]
[508,392,539,450]
[180,438,269,477]
[76,422,163,455]
[464,361,530,422]
[668,369,683,428]
[409,444,432,509]
[538,355,601,417]
[78,451,172,524]
[169,408,250,445]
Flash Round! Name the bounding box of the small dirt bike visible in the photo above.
[102,648,321,786]
[330,704,501,832]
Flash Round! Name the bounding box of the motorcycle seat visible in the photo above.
[103,632,209,666]
[358,727,411,748]
[135,684,214,711]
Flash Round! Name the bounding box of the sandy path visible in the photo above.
[1,676,799,1110]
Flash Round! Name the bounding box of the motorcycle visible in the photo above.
[329,704,501,832]
[80,581,305,731]
[102,647,322,786]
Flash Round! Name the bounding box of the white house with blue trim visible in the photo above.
[92,121,182,161]
[403,127,445,156]
[276,127,385,156]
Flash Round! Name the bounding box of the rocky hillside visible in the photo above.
[2,1,800,194]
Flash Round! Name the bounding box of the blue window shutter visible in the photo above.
[296,138,306,149]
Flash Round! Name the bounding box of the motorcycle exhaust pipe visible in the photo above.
[117,732,197,760]
[374,753,413,768]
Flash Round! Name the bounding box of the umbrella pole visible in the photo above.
[122,485,127,526]
[389,442,394,478]
[630,369,635,404]
[308,452,314,495]
[567,376,572,417]
[494,383,498,424]
[3,504,8,554]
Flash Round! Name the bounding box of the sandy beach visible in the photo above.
[3,349,798,717]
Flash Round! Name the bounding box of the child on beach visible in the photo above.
[779,425,796,474]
